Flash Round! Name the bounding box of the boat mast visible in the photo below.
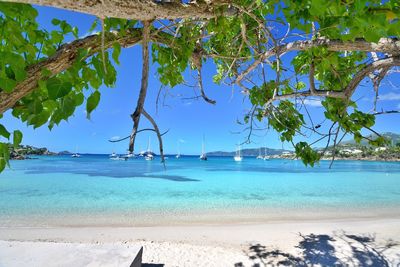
[147,137,151,153]
[202,135,206,155]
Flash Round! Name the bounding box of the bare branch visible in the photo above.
[108,128,169,143]
[344,57,400,97]
[142,109,165,164]
[129,21,151,153]
[192,49,216,105]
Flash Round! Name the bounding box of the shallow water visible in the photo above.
[1,155,400,226]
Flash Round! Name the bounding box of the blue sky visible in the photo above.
[2,5,400,155]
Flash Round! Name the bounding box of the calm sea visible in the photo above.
[1,155,400,226]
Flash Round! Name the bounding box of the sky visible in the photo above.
[2,5,400,155]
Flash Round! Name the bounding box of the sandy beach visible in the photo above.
[1,218,400,266]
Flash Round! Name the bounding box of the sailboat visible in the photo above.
[127,152,135,158]
[124,150,135,159]
[71,146,80,158]
[263,146,270,160]
[234,145,243,162]
[145,137,154,161]
[176,141,181,159]
[256,147,263,159]
[199,135,207,161]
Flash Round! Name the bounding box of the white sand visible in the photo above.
[1,218,400,266]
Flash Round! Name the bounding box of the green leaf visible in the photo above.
[0,124,10,139]
[51,18,61,25]
[112,43,121,65]
[0,76,17,92]
[13,130,22,148]
[46,77,72,100]
[0,142,10,172]
[86,91,101,119]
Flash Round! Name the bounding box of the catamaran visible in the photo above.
[234,145,243,161]
[199,135,207,161]
[71,146,80,158]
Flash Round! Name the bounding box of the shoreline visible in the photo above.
[1,217,400,243]
[1,205,400,227]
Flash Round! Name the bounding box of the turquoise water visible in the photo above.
[1,155,400,226]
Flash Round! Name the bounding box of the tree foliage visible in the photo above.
[0,0,399,169]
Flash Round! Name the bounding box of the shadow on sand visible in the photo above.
[235,232,399,266]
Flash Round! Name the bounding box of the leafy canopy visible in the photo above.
[0,0,399,169]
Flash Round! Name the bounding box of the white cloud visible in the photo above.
[110,136,120,141]
[378,92,400,101]
[297,99,323,107]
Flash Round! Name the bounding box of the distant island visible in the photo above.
[209,132,400,162]
[9,144,60,160]
[208,147,291,157]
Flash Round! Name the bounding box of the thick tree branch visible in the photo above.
[236,37,400,84]
[0,29,143,114]
[129,21,151,153]
[261,57,400,107]
[344,57,400,97]
[5,0,233,20]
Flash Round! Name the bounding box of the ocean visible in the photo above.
[1,155,400,226]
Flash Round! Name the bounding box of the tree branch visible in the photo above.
[344,57,400,98]
[108,128,169,142]
[129,21,151,153]
[236,37,400,84]
[0,29,144,114]
[5,0,233,20]
[142,109,165,164]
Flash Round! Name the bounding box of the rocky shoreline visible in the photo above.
[9,144,58,160]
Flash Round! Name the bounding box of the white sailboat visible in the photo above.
[176,141,181,159]
[124,150,135,158]
[109,151,127,161]
[145,137,154,161]
[256,147,263,159]
[234,145,243,162]
[71,146,80,158]
[199,135,207,161]
[263,146,270,160]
